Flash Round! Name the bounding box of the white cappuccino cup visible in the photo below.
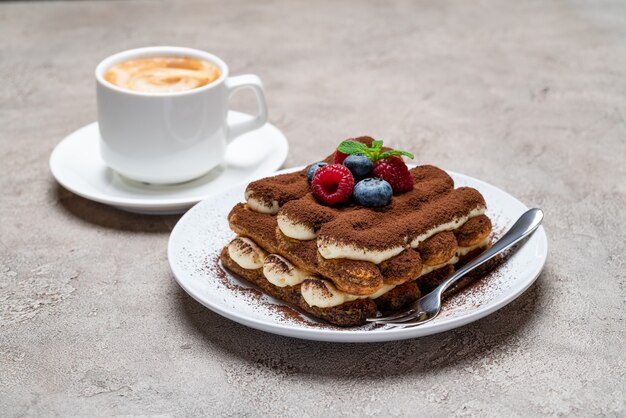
[95,46,268,184]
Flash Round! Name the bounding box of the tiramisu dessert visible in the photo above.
[220,137,493,326]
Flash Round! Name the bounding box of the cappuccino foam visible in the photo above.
[104,56,221,93]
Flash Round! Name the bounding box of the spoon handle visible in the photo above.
[437,208,544,295]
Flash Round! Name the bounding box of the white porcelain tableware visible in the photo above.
[96,46,268,184]
[49,112,288,215]
[168,168,548,343]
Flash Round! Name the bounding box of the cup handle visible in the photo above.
[225,74,268,142]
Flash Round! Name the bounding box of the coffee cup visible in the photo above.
[95,46,268,184]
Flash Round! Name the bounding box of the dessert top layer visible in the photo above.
[244,170,310,211]
[243,163,486,262]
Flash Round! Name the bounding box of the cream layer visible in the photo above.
[276,213,317,240]
[409,207,486,248]
[455,236,490,257]
[245,190,279,215]
[317,207,486,264]
[227,237,267,269]
[262,254,312,287]
[226,237,489,308]
[300,280,396,309]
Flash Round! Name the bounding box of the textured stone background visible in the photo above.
[1,0,625,416]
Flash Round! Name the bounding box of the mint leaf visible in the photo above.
[366,140,384,161]
[337,139,414,162]
[364,149,379,161]
[379,150,415,159]
[337,141,368,155]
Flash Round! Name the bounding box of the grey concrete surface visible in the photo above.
[1,0,625,416]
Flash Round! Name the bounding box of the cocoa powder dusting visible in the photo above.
[207,255,262,298]
[275,234,320,271]
[229,204,281,252]
[216,249,356,328]
[419,231,458,265]
[245,170,310,206]
[279,194,337,230]
[213,140,508,327]
[270,165,486,251]
[379,249,422,285]
[455,215,492,246]
[441,250,509,311]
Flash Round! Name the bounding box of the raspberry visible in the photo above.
[372,156,413,194]
[333,150,349,164]
[311,164,354,205]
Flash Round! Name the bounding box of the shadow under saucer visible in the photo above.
[52,183,181,233]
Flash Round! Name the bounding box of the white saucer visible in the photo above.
[49,111,289,215]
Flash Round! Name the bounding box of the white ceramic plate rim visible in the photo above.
[168,167,548,343]
[49,112,289,210]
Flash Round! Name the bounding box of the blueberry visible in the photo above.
[306,162,327,183]
[343,154,374,178]
[353,178,393,207]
